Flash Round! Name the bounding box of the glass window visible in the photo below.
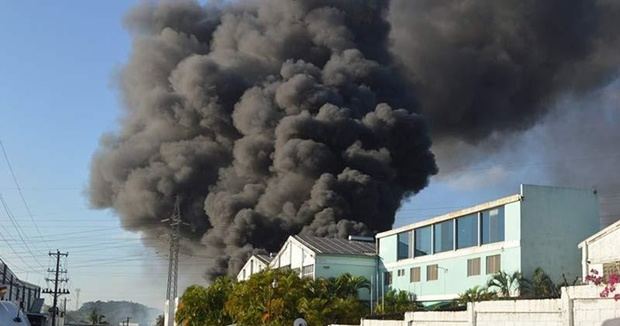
[434,220,454,253]
[481,207,505,244]
[467,258,481,276]
[427,264,438,281]
[486,255,501,274]
[414,226,432,257]
[384,271,393,285]
[302,265,314,278]
[457,214,478,249]
[410,267,421,283]
[397,231,410,260]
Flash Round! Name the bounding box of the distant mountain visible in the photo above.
[65,300,161,326]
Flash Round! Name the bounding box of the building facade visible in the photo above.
[237,235,377,299]
[237,254,273,282]
[376,184,599,302]
[0,258,41,312]
[579,217,620,280]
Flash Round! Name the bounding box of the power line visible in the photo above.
[0,194,45,269]
[0,140,50,247]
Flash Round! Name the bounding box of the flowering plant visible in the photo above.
[585,269,620,301]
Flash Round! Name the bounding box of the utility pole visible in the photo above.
[162,197,186,326]
[42,250,69,326]
[124,316,132,326]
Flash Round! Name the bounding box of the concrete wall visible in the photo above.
[520,184,599,283]
[352,285,620,326]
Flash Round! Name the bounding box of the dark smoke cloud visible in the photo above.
[91,0,620,279]
[90,0,437,278]
[389,0,620,143]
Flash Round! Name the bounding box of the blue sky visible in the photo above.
[0,0,605,310]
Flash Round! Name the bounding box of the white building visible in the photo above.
[237,254,273,282]
[579,217,620,280]
[237,235,377,299]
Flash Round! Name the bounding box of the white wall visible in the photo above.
[345,285,620,326]
[237,255,269,281]
[269,237,316,276]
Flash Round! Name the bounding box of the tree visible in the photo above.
[154,315,164,326]
[176,277,233,326]
[375,289,422,314]
[225,268,307,326]
[522,268,560,299]
[487,271,525,297]
[457,286,497,304]
[298,275,367,325]
[88,308,107,325]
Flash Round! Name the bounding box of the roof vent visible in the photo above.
[348,235,374,242]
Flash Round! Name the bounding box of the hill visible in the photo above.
[65,300,161,326]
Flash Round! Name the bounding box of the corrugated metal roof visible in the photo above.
[255,254,274,264]
[293,234,376,256]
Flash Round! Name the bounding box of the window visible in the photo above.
[242,268,246,279]
[397,231,411,260]
[457,214,478,249]
[410,267,421,283]
[414,226,432,257]
[467,258,481,276]
[384,271,393,285]
[434,220,454,253]
[481,207,505,244]
[302,265,314,278]
[486,255,501,274]
[427,264,438,281]
[603,261,620,277]
[397,269,405,277]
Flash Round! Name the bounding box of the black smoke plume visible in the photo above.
[90,0,437,278]
[90,0,620,278]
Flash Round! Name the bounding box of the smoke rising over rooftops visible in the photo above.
[89,0,620,279]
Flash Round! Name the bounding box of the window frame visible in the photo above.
[410,267,421,283]
[486,255,501,274]
[456,213,479,249]
[426,264,439,281]
[414,225,432,257]
[467,258,481,277]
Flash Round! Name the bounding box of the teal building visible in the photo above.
[376,184,599,302]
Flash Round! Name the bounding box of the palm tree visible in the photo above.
[88,308,107,325]
[333,273,370,298]
[525,268,560,298]
[457,286,497,304]
[154,315,164,326]
[487,271,525,297]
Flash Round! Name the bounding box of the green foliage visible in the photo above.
[375,289,423,314]
[487,271,525,297]
[178,270,371,326]
[88,308,107,325]
[457,286,497,304]
[154,315,164,326]
[521,268,560,299]
[176,277,234,326]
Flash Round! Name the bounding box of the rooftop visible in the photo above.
[255,254,274,264]
[376,193,522,239]
[293,234,376,256]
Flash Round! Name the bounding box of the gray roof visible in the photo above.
[255,254,274,264]
[293,235,376,256]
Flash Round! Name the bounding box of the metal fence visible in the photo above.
[0,258,41,312]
